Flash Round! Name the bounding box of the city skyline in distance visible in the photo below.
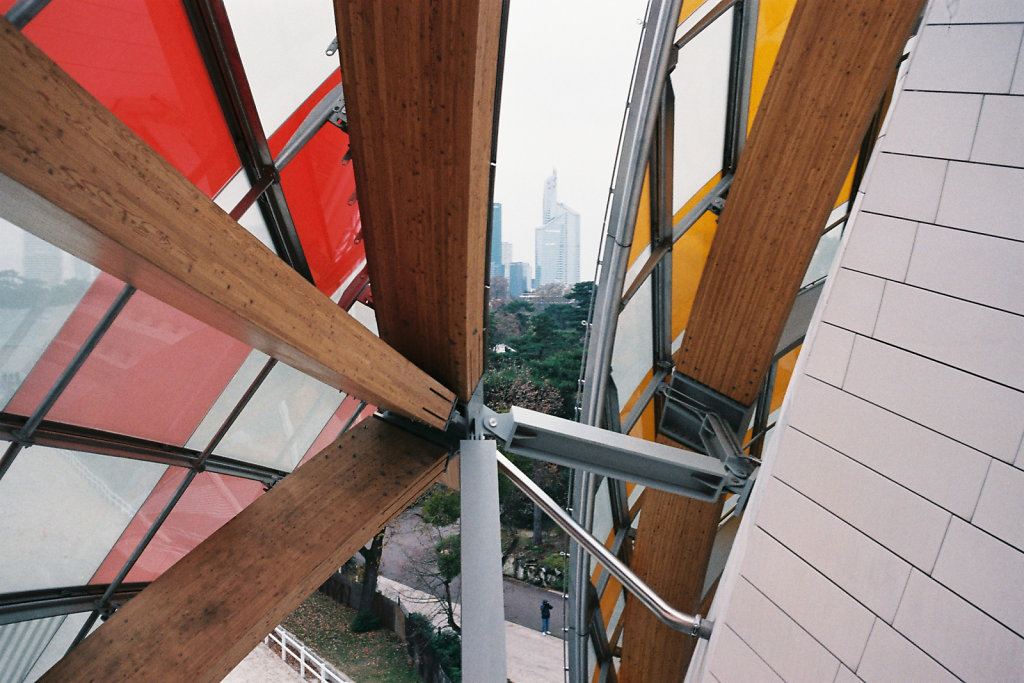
[492,0,646,281]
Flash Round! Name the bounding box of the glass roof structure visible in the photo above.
[8,0,1009,681]
[0,0,377,676]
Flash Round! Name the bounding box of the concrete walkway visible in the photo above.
[378,576,565,683]
[222,642,303,683]
[225,577,564,682]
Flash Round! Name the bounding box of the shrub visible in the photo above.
[431,629,462,683]
[350,611,381,633]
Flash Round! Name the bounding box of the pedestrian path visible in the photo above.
[222,642,303,683]
[378,576,565,682]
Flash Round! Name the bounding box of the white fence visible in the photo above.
[264,625,353,683]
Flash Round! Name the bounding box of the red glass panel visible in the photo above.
[90,470,264,584]
[269,72,366,296]
[3,273,124,417]
[297,396,376,468]
[12,0,239,197]
[6,277,250,446]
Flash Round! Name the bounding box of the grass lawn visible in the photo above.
[282,591,421,683]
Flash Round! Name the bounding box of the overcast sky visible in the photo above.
[494,0,649,280]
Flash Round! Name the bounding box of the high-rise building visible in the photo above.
[508,261,530,298]
[489,203,503,278]
[500,241,513,275]
[534,170,580,287]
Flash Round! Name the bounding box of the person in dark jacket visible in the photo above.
[541,599,553,635]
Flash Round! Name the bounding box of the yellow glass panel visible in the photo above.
[748,0,798,130]
[628,400,658,442]
[678,0,711,27]
[770,344,800,412]
[599,575,624,621]
[628,167,653,269]
[836,158,857,209]
[670,210,718,341]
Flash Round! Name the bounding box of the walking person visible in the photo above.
[540,599,553,635]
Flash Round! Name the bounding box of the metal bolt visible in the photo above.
[487,417,498,428]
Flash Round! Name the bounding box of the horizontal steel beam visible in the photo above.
[0,413,287,486]
[488,406,741,503]
[0,583,147,625]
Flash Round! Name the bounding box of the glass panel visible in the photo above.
[0,219,97,410]
[186,353,346,472]
[212,171,277,250]
[24,612,93,682]
[671,9,732,209]
[611,279,653,403]
[0,614,62,682]
[91,471,264,584]
[6,287,250,447]
[0,447,166,592]
[296,396,376,469]
[670,211,718,344]
[749,0,799,127]
[17,0,241,197]
[801,219,846,287]
[223,0,339,137]
[277,105,365,297]
[626,169,652,273]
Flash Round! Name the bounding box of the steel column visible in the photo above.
[460,438,507,683]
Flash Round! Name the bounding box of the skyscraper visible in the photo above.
[490,202,503,278]
[533,170,580,287]
[508,261,530,298]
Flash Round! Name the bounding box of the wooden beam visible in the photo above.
[40,418,448,682]
[673,0,925,405]
[621,2,926,680]
[0,17,454,428]
[618,445,723,683]
[333,0,502,399]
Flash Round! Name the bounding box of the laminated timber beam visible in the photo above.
[0,17,454,428]
[333,0,502,399]
[40,418,448,682]
[621,1,926,681]
[672,0,926,405]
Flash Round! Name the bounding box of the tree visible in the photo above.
[489,275,510,303]
[534,281,568,298]
[352,528,386,631]
[414,486,462,633]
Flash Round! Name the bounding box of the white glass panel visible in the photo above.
[23,612,92,682]
[212,171,276,250]
[186,349,270,451]
[223,0,338,136]
[802,214,847,287]
[0,219,97,409]
[0,615,61,683]
[592,478,614,547]
[611,279,653,402]
[671,9,732,210]
[187,352,345,472]
[0,448,166,593]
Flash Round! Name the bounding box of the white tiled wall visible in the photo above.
[690,3,1024,680]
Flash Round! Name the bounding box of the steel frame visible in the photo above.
[0,584,148,626]
[181,0,314,283]
[572,2,759,679]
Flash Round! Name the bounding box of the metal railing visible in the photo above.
[264,625,353,683]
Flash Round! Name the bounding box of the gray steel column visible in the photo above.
[460,438,507,683]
